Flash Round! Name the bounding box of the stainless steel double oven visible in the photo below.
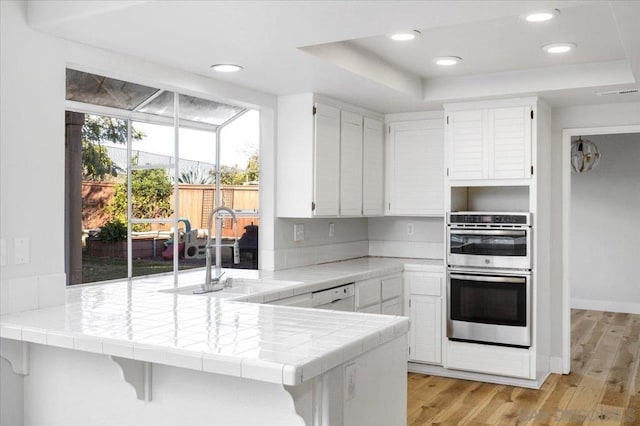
[447,212,532,347]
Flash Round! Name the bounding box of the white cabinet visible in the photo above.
[355,278,381,313]
[355,273,402,315]
[446,105,532,181]
[386,119,444,216]
[314,102,341,216]
[276,93,383,218]
[409,295,441,364]
[362,117,384,216]
[340,111,363,216]
[404,270,444,365]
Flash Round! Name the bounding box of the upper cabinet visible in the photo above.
[314,103,341,216]
[276,93,384,218]
[340,111,364,216]
[386,119,444,216]
[362,117,384,216]
[446,101,533,183]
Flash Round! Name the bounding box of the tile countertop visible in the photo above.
[0,257,443,386]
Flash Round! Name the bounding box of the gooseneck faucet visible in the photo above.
[201,206,239,293]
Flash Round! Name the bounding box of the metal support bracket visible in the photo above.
[109,356,152,401]
[0,338,29,376]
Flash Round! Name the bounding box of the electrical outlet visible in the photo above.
[345,362,356,401]
[329,222,335,237]
[406,223,414,236]
[14,237,29,264]
[294,224,304,242]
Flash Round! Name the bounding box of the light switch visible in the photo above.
[294,224,304,242]
[14,237,29,264]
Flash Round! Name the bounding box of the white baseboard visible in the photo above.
[571,298,640,314]
[408,362,548,389]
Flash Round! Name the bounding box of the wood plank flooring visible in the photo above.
[407,310,640,425]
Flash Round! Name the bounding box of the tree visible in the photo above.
[245,154,259,183]
[214,154,259,186]
[81,115,144,181]
[178,166,213,184]
[108,166,173,231]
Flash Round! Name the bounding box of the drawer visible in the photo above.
[447,340,532,379]
[356,278,381,308]
[357,303,381,314]
[381,275,402,301]
[381,298,402,316]
[405,272,442,296]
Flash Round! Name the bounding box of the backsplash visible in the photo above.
[273,218,369,269]
[368,217,445,260]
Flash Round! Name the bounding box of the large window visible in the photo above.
[65,70,259,285]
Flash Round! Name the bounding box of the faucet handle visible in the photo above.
[224,277,233,288]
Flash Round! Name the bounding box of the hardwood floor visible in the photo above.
[407,310,640,425]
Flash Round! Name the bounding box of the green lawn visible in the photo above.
[81,256,204,284]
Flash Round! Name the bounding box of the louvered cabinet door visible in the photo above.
[340,111,363,216]
[387,119,444,216]
[489,106,532,179]
[448,110,485,180]
[313,102,340,216]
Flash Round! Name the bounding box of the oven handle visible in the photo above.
[449,229,526,237]
[450,274,526,284]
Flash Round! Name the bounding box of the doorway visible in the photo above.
[561,124,640,373]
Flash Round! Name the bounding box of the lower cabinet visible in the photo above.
[409,295,441,364]
[355,273,403,315]
[404,269,444,365]
[381,298,402,315]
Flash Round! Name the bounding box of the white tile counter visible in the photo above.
[0,257,440,386]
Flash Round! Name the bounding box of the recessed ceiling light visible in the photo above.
[210,64,243,73]
[433,56,462,66]
[389,30,421,41]
[522,9,560,22]
[542,42,576,54]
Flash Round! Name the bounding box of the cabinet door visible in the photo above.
[313,102,340,216]
[340,111,363,216]
[357,303,381,314]
[381,298,402,316]
[362,117,384,216]
[448,110,485,180]
[488,106,532,179]
[409,295,442,364]
[387,119,444,215]
[355,278,381,309]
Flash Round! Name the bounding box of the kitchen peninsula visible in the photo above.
[0,258,420,426]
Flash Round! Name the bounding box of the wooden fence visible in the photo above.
[82,181,259,238]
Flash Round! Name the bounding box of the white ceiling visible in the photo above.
[28,1,640,113]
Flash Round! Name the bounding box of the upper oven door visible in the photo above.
[448,228,531,270]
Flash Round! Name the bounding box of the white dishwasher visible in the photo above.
[311,283,355,312]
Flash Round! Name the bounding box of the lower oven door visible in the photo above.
[447,270,530,347]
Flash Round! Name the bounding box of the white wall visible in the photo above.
[368,217,444,259]
[273,218,369,270]
[570,133,640,314]
[550,101,640,359]
[0,0,276,313]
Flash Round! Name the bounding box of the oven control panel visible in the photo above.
[448,212,530,226]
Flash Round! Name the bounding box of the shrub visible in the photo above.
[98,219,127,242]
